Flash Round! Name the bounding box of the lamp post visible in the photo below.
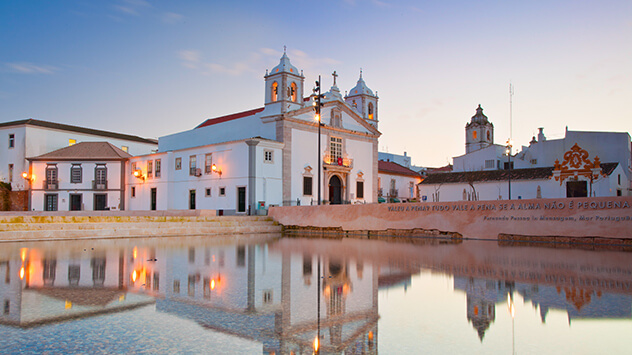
[506,139,512,200]
[313,76,324,205]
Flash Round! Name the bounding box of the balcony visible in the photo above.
[323,153,353,169]
[92,180,108,190]
[43,180,58,190]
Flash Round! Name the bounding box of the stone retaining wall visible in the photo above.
[269,196,632,240]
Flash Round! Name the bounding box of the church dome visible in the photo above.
[347,71,374,97]
[269,52,301,76]
[470,104,489,124]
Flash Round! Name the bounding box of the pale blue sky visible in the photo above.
[1,0,630,166]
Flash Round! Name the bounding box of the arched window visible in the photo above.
[290,82,297,102]
[271,82,278,102]
[368,102,374,120]
[487,130,491,141]
[473,131,477,139]
[353,100,357,108]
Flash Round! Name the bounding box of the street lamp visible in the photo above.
[506,139,513,200]
[313,75,325,205]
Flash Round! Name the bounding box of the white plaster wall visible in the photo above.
[346,139,375,202]
[30,160,123,211]
[0,126,27,190]
[378,172,420,200]
[291,129,321,206]
[128,140,272,212]
[418,172,624,203]
[254,143,283,208]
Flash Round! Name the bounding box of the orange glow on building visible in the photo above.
[210,279,216,290]
[19,267,25,280]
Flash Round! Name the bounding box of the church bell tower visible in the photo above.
[465,105,494,154]
[264,48,305,115]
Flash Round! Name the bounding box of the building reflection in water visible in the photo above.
[1,236,631,353]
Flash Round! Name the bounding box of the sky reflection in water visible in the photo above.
[0,235,631,354]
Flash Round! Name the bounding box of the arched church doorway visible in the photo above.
[329,175,342,204]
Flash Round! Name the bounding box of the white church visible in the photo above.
[418,105,631,202]
[126,51,381,214]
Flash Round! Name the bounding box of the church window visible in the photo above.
[303,176,313,196]
[368,102,374,120]
[352,100,357,108]
[473,131,477,139]
[271,82,278,101]
[330,136,343,162]
[486,130,491,140]
[290,82,297,102]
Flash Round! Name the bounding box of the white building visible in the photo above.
[27,142,131,211]
[377,160,422,203]
[0,119,157,191]
[131,51,381,213]
[419,105,631,202]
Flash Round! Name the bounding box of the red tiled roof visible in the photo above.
[378,160,421,177]
[426,164,453,173]
[28,142,133,160]
[419,163,619,184]
[196,107,264,129]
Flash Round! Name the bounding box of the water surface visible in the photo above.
[1,234,631,354]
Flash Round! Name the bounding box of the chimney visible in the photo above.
[537,127,546,142]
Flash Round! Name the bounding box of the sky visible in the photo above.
[1,0,630,167]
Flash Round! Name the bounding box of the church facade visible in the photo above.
[127,51,381,213]
[419,106,631,202]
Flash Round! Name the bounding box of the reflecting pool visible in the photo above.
[1,234,631,354]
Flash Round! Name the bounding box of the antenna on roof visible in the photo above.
[509,82,514,143]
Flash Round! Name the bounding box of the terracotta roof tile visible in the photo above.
[378,160,421,177]
[28,142,133,160]
[196,107,264,129]
[420,163,619,185]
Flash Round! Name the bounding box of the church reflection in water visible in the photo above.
[1,235,631,353]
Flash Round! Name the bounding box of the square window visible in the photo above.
[155,159,161,178]
[8,134,14,149]
[147,161,153,178]
[175,157,182,170]
[68,139,76,146]
[264,150,273,163]
[205,188,211,197]
[219,187,226,196]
